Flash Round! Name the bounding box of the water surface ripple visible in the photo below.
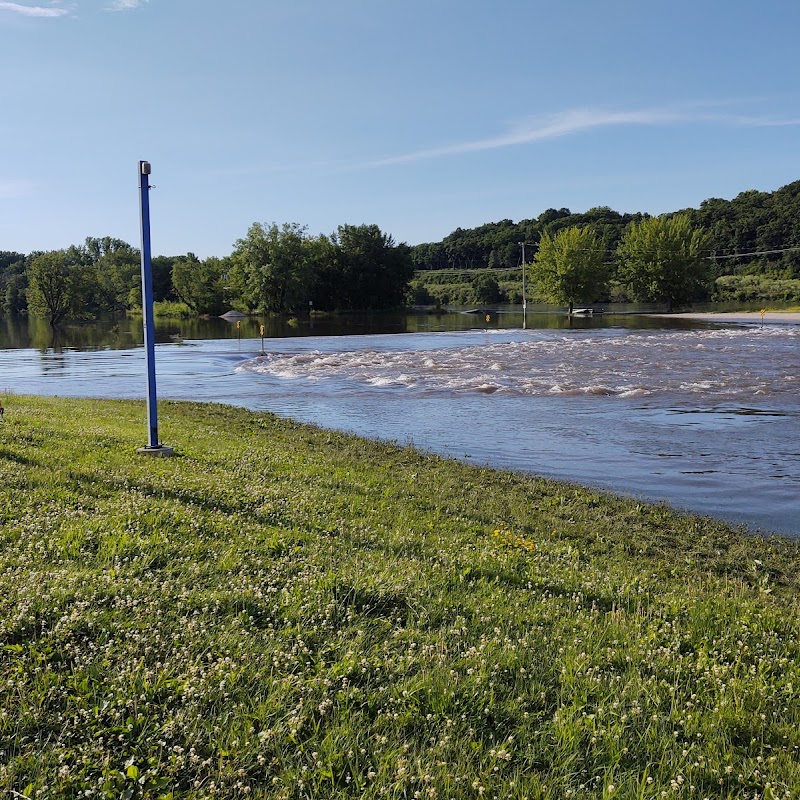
[242,327,798,402]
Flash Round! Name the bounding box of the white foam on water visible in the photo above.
[618,386,649,398]
[237,327,799,403]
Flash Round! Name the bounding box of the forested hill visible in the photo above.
[410,179,800,275]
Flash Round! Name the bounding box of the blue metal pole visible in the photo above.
[520,241,527,330]
[138,160,159,448]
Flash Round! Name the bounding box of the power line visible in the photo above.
[414,244,800,276]
[708,245,800,260]
[413,267,522,277]
[415,243,800,271]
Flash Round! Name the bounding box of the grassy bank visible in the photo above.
[1,396,799,800]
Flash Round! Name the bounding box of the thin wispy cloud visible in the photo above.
[721,114,800,128]
[360,107,800,169]
[210,105,800,180]
[210,109,683,179]
[0,1,69,17]
[105,0,147,11]
[362,109,683,168]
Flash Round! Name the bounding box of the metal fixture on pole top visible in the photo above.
[137,160,173,457]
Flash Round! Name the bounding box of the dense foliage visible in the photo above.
[227,223,413,315]
[410,180,800,307]
[2,396,800,799]
[617,214,712,312]
[531,227,608,311]
[2,179,800,322]
[0,224,413,323]
[410,181,800,278]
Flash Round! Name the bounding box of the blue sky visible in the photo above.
[2,0,799,258]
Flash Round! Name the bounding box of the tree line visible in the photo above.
[410,213,714,312]
[410,180,800,307]
[410,180,800,280]
[2,179,799,325]
[0,223,414,326]
[530,213,711,313]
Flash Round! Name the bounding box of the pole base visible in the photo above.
[137,444,174,457]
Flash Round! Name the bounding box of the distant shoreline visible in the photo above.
[657,311,800,324]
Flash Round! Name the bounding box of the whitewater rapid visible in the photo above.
[237,326,798,404]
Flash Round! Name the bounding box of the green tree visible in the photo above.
[84,236,133,264]
[617,213,712,311]
[230,223,313,313]
[1,251,28,314]
[4,273,28,315]
[27,250,85,326]
[87,237,140,312]
[471,272,503,304]
[304,233,338,312]
[150,256,179,302]
[531,226,608,312]
[172,254,228,315]
[332,224,413,310]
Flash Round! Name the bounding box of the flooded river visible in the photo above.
[1,312,798,536]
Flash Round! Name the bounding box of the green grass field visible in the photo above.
[1,396,799,799]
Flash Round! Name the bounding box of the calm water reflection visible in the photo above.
[0,306,701,353]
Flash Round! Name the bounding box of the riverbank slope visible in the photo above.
[2,396,799,798]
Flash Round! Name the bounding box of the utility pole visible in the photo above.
[519,241,527,329]
[137,161,173,457]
